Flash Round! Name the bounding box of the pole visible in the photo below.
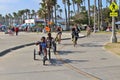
[110,0,117,43]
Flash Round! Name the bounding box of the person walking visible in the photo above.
[86,25,92,37]
[15,27,19,36]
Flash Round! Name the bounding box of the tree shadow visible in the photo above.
[57,50,86,55]
[63,59,89,63]
[80,43,103,47]
[47,58,89,66]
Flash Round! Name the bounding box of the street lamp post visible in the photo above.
[110,0,117,43]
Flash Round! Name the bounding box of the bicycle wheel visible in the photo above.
[43,56,47,65]
[53,43,57,54]
[73,37,77,47]
[43,57,45,65]
[34,49,36,60]
[48,48,51,60]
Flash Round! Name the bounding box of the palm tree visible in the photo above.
[100,0,103,30]
[93,0,96,33]
[67,0,71,30]
[8,13,13,26]
[39,0,48,25]
[5,14,9,26]
[13,12,18,24]
[98,0,100,31]
[52,0,57,26]
[0,14,3,24]
[88,0,91,25]
[72,0,76,14]
[25,9,30,19]
[18,10,25,24]
[62,0,68,30]
[70,10,74,17]
[59,9,63,18]
[81,6,86,12]
[75,0,83,13]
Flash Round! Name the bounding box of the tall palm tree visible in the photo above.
[18,10,25,24]
[39,0,48,25]
[13,12,18,24]
[70,10,74,17]
[100,0,103,30]
[42,0,54,27]
[67,0,71,30]
[72,0,76,14]
[98,0,100,31]
[93,0,96,33]
[8,13,13,26]
[59,9,63,18]
[88,0,91,25]
[75,0,83,13]
[0,14,3,24]
[52,0,57,26]
[5,14,9,26]
[62,0,68,30]
[25,9,30,19]
[2,16,5,24]
[81,6,86,12]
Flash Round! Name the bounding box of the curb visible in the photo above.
[0,43,35,57]
[0,35,86,57]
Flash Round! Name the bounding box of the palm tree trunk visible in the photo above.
[100,0,103,30]
[64,2,68,30]
[98,0,100,31]
[67,0,70,30]
[72,1,76,14]
[94,0,96,33]
[88,0,91,25]
[55,4,57,26]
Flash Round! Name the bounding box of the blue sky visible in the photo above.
[0,0,40,16]
[0,0,118,17]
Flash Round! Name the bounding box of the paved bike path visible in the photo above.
[0,32,120,80]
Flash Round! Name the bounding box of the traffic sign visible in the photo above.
[109,2,118,17]
[109,2,119,12]
[110,12,118,17]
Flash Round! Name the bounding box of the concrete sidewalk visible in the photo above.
[0,32,120,80]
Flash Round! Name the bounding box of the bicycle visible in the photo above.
[72,35,78,47]
[34,48,48,65]
[47,38,57,60]
[34,37,48,65]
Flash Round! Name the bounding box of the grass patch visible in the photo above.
[104,42,120,55]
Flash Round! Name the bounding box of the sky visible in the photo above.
[0,0,118,17]
[0,0,40,16]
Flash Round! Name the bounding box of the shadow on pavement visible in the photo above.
[61,36,86,40]
[57,50,86,55]
[80,43,103,47]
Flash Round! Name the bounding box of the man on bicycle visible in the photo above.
[56,26,62,44]
[71,24,80,45]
